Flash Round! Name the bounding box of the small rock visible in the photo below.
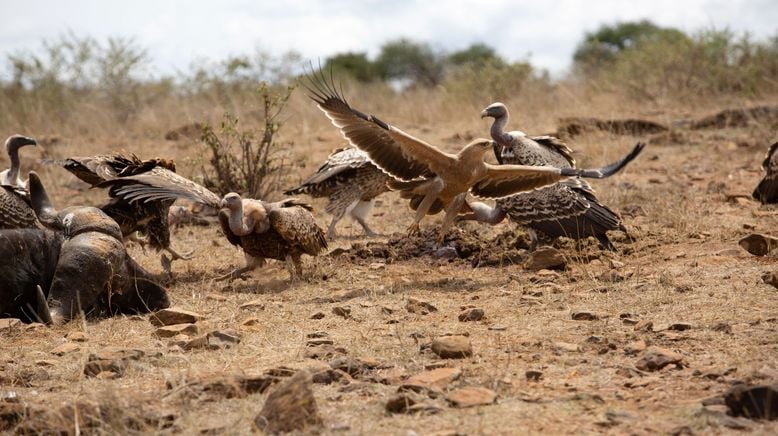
[310,312,325,320]
[35,360,57,367]
[488,324,507,331]
[458,308,484,322]
[239,299,265,310]
[406,298,438,315]
[304,344,347,360]
[724,383,778,420]
[667,322,693,331]
[0,319,21,332]
[622,318,639,325]
[431,336,472,359]
[711,322,732,334]
[402,367,462,392]
[50,343,80,356]
[149,308,204,326]
[434,246,458,259]
[525,370,543,381]
[331,306,351,319]
[155,323,198,338]
[598,269,625,282]
[184,330,241,351]
[240,317,262,327]
[571,311,599,321]
[65,332,88,342]
[635,346,684,371]
[84,348,145,377]
[624,340,647,356]
[552,342,580,353]
[328,356,381,377]
[739,233,778,256]
[385,392,430,414]
[446,387,497,408]
[634,320,654,332]
[525,247,566,271]
[254,370,322,433]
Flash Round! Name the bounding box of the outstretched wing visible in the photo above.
[285,147,371,196]
[63,155,124,185]
[306,71,452,181]
[267,203,327,256]
[99,167,222,209]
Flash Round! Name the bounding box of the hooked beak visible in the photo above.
[480,109,489,119]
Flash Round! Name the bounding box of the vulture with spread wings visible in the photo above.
[98,168,327,280]
[460,102,628,250]
[0,135,39,229]
[285,146,390,238]
[306,72,645,245]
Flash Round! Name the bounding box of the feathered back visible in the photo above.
[284,147,372,197]
[0,186,39,229]
[266,201,327,256]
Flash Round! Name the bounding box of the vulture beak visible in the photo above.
[24,137,38,147]
[480,109,489,119]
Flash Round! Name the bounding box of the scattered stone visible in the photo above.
[0,319,21,332]
[667,322,693,331]
[525,247,566,271]
[761,272,778,289]
[711,322,732,334]
[386,392,429,414]
[239,299,265,310]
[552,342,580,353]
[739,233,778,256]
[634,320,654,332]
[598,269,626,282]
[254,370,322,433]
[155,323,198,338]
[306,338,333,347]
[184,330,241,351]
[458,308,484,322]
[635,346,684,371]
[434,246,458,259]
[431,336,473,359]
[446,387,497,408]
[488,324,507,331]
[35,360,57,367]
[624,340,647,356]
[240,317,262,327]
[622,318,639,325]
[406,298,438,315]
[65,332,88,342]
[310,312,325,320]
[149,308,204,326]
[50,343,81,356]
[331,306,352,319]
[402,367,462,392]
[304,344,347,360]
[328,356,381,377]
[84,348,145,377]
[724,383,778,420]
[571,311,599,321]
[525,370,543,381]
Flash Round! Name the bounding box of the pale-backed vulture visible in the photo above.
[305,72,645,245]
[461,102,627,250]
[285,146,390,238]
[0,134,37,187]
[0,135,39,229]
[97,168,327,280]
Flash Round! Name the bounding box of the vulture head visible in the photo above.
[220,192,242,210]
[5,135,37,154]
[480,102,508,120]
[28,171,122,240]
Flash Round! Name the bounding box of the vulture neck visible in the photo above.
[228,201,252,236]
[490,113,512,146]
[6,147,20,185]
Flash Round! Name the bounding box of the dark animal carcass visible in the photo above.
[0,172,170,324]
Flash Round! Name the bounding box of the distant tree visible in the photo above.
[573,20,688,71]
[323,52,378,82]
[448,43,505,67]
[375,39,444,87]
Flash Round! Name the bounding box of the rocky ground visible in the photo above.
[2,106,778,435]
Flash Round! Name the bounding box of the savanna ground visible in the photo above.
[2,77,778,435]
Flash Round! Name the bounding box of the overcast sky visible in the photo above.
[1,0,776,77]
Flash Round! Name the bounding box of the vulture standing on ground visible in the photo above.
[0,135,39,229]
[462,103,627,250]
[285,146,390,238]
[97,167,327,280]
[62,153,193,261]
[753,141,778,204]
[306,71,645,245]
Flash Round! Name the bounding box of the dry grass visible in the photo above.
[1,82,778,435]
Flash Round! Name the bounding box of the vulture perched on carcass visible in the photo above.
[285,146,390,238]
[305,71,645,245]
[462,102,629,251]
[97,167,327,280]
[753,141,778,204]
[0,135,39,229]
[62,153,193,262]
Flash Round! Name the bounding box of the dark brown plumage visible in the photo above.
[62,153,191,261]
[753,141,778,203]
[97,168,328,280]
[285,147,390,238]
[305,71,644,245]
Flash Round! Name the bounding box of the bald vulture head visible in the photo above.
[480,102,508,120]
[1,135,37,187]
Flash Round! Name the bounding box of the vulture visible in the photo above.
[97,168,327,280]
[285,146,390,238]
[753,141,778,203]
[0,135,39,229]
[62,153,192,261]
[306,72,645,245]
[462,102,628,250]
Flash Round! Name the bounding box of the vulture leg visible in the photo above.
[216,255,265,282]
[407,179,444,237]
[327,213,345,240]
[436,193,467,246]
[285,254,304,280]
[526,228,539,252]
[350,200,377,237]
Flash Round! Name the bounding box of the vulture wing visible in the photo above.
[0,186,38,229]
[306,72,453,181]
[285,147,371,195]
[266,201,327,256]
[99,167,222,209]
[531,136,576,167]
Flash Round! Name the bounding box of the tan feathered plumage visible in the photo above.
[305,71,645,244]
[100,168,327,280]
